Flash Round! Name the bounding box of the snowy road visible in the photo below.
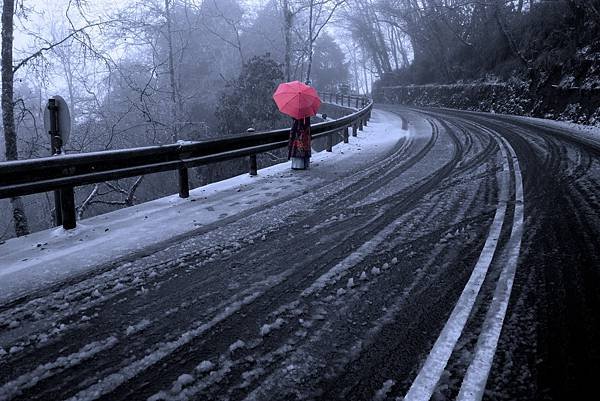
[1,105,599,401]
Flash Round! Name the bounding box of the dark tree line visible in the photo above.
[345,0,600,88]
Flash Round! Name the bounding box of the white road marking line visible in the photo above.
[456,135,525,401]
[403,134,512,401]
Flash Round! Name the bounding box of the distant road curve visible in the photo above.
[0,105,598,401]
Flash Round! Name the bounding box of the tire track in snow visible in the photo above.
[0,336,118,400]
[77,117,459,401]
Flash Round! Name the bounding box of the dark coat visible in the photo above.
[288,117,311,160]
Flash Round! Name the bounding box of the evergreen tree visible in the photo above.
[215,55,285,135]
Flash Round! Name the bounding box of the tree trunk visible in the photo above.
[305,0,314,83]
[283,0,292,81]
[494,6,529,67]
[2,0,30,237]
[165,0,179,143]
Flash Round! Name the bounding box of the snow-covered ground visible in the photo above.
[515,115,600,146]
[0,110,408,304]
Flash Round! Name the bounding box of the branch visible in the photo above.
[13,20,115,73]
[126,176,144,206]
[77,184,99,219]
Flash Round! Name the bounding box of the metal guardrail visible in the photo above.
[0,93,373,229]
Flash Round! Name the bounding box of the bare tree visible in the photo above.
[2,0,30,236]
[164,0,182,143]
[305,0,346,83]
[283,0,293,81]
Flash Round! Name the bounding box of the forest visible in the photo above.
[2,0,599,240]
[366,1,600,123]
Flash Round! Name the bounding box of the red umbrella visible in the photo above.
[273,81,321,120]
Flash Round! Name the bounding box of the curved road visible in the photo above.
[0,105,598,401]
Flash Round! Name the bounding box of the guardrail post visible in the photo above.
[359,118,364,131]
[364,114,368,127]
[330,93,333,103]
[48,98,62,227]
[246,127,258,176]
[178,167,189,198]
[326,134,333,152]
[60,187,76,230]
[352,123,358,137]
[343,127,349,143]
[249,155,258,175]
[53,191,63,227]
[355,97,359,108]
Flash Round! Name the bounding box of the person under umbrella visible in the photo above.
[288,116,311,169]
[273,81,321,170]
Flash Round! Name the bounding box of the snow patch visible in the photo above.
[260,318,285,337]
[229,340,246,353]
[171,373,194,393]
[374,379,396,401]
[195,360,214,373]
[125,319,151,336]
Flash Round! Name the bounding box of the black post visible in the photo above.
[48,99,63,226]
[343,127,349,144]
[355,97,359,108]
[364,114,368,127]
[247,127,258,176]
[330,93,333,102]
[178,167,189,198]
[249,155,258,176]
[326,134,333,152]
[401,117,408,130]
[352,123,358,137]
[60,187,76,230]
[53,191,62,227]
[359,118,364,131]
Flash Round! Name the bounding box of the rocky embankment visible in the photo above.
[375,79,600,126]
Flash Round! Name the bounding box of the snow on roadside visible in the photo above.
[514,115,600,146]
[0,110,407,305]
